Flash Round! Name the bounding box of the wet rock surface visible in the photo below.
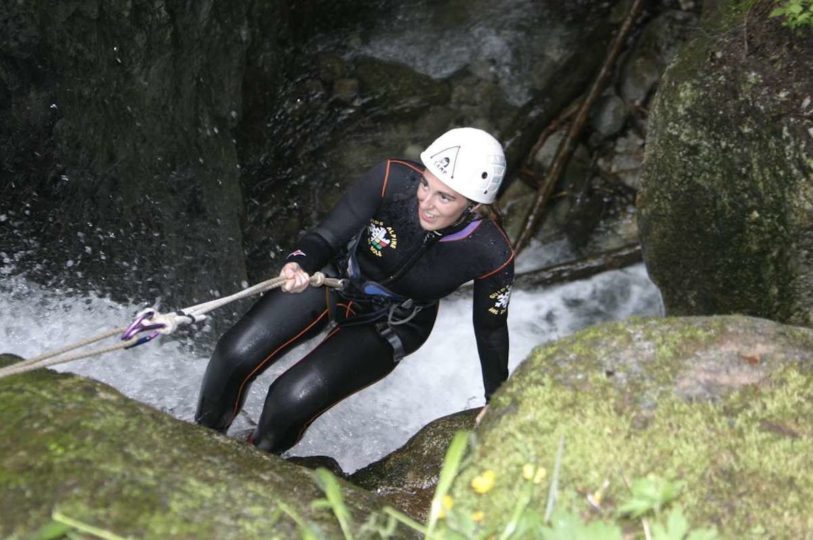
[638,1,813,325]
[350,409,479,521]
[0,1,262,335]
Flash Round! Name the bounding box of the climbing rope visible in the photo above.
[0,272,345,381]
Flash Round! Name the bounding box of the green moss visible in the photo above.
[705,0,765,30]
[0,361,386,539]
[442,317,813,538]
[446,365,812,537]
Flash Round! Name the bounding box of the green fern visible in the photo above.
[770,0,813,29]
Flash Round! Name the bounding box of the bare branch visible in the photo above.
[514,0,646,254]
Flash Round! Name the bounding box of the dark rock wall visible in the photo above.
[0,1,285,328]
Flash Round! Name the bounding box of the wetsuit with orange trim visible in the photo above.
[195,159,514,454]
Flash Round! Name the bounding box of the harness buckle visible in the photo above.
[376,322,406,362]
[387,298,427,326]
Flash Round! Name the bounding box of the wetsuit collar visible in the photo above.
[436,211,480,239]
[439,218,482,242]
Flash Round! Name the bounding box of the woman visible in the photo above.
[195,127,515,453]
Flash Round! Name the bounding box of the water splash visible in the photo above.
[1,259,662,472]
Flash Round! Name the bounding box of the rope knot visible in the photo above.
[309,272,325,287]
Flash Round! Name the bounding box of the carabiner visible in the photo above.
[121,308,166,348]
[123,331,160,349]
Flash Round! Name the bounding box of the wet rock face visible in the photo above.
[0,1,271,333]
[499,5,699,257]
[442,316,813,537]
[637,2,813,325]
[350,408,479,521]
[619,9,697,107]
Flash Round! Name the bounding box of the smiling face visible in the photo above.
[416,169,471,231]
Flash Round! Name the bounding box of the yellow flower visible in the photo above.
[442,495,454,511]
[472,510,485,522]
[590,489,603,506]
[522,464,546,483]
[436,495,454,519]
[471,470,496,494]
[533,467,547,484]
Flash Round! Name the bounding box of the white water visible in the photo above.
[1,247,663,473]
[355,0,570,105]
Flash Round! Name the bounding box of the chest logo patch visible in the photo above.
[367,219,398,257]
[488,285,512,315]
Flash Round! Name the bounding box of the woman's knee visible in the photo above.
[252,377,321,453]
[195,330,269,431]
[210,330,262,376]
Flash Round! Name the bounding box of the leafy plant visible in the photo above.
[617,475,684,519]
[26,511,129,540]
[770,0,813,29]
[539,511,621,540]
[650,507,719,540]
[617,476,719,540]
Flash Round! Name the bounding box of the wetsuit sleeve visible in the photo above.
[472,255,514,402]
[286,161,389,273]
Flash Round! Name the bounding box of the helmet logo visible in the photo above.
[429,146,460,178]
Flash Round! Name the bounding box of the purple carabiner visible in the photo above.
[122,309,166,346]
[123,330,160,350]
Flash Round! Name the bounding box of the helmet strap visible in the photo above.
[450,202,479,228]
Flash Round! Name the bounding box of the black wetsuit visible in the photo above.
[195,159,514,453]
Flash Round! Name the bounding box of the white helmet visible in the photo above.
[420,127,506,204]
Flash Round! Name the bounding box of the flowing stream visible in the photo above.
[1,242,663,473]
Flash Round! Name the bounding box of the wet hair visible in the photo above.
[471,203,503,224]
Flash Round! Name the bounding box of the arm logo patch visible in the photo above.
[488,285,512,315]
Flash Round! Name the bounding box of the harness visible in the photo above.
[335,228,441,360]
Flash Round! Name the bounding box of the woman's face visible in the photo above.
[416,170,471,231]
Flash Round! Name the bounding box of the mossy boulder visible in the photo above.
[637,1,813,325]
[350,408,479,522]
[443,316,813,538]
[0,354,398,539]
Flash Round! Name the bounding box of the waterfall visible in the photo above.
[1,247,662,473]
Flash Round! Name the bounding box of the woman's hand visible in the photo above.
[279,262,310,293]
